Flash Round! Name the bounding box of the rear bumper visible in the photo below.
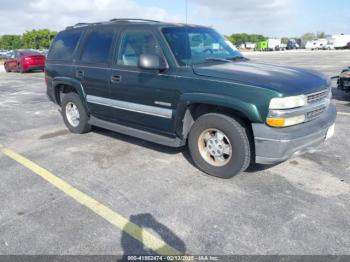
[253,104,337,164]
[22,63,44,71]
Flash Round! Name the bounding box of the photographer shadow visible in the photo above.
[119,213,186,261]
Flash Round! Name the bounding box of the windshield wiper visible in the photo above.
[227,56,247,61]
[194,58,232,65]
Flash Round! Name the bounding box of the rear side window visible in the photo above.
[48,30,82,60]
[80,29,114,64]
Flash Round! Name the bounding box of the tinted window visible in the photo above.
[48,30,82,60]
[80,29,114,64]
[118,31,161,66]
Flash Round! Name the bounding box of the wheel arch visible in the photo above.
[52,77,88,110]
[176,93,262,140]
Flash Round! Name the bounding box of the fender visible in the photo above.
[180,92,263,121]
[175,92,263,138]
[52,77,88,111]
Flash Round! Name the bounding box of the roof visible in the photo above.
[65,18,207,30]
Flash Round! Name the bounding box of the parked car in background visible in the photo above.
[4,49,46,73]
[286,39,300,50]
[0,50,11,59]
[38,49,49,56]
[45,19,336,178]
[336,66,350,92]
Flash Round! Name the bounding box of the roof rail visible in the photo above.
[110,18,160,23]
[65,18,161,30]
[74,23,91,27]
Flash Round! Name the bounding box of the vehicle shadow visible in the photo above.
[119,213,186,260]
[93,126,199,170]
[245,162,281,173]
[24,70,44,74]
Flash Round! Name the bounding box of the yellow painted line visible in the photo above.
[338,112,350,116]
[0,146,181,256]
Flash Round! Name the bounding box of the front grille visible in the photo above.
[307,90,328,104]
[304,89,330,122]
[306,106,326,121]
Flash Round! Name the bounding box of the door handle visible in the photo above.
[111,75,122,83]
[76,70,84,78]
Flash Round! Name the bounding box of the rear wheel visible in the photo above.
[188,113,251,178]
[4,64,10,72]
[61,92,91,134]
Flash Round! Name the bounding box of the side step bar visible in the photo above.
[88,116,185,148]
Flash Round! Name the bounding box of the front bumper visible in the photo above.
[253,104,337,164]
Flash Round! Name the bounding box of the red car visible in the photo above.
[4,49,45,73]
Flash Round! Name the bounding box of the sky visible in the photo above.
[0,0,349,37]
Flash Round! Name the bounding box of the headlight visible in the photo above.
[266,115,306,127]
[267,95,308,127]
[269,95,307,110]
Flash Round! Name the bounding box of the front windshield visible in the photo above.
[162,27,243,66]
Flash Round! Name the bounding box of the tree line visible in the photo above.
[226,32,327,47]
[0,29,57,50]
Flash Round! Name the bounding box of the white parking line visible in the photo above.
[338,112,350,116]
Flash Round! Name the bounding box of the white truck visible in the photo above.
[267,38,282,51]
[332,34,350,49]
[305,39,327,50]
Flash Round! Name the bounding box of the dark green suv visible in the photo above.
[45,19,336,178]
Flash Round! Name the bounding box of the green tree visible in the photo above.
[281,37,289,44]
[0,35,22,50]
[317,32,326,38]
[22,29,57,49]
[301,32,316,47]
[227,33,267,46]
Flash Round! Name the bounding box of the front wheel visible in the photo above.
[18,63,25,73]
[61,92,91,134]
[188,113,251,178]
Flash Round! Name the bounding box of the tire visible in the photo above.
[4,64,10,72]
[188,113,251,178]
[18,63,25,73]
[61,92,91,134]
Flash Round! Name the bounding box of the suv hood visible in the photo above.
[192,61,329,95]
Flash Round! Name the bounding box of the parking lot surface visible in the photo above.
[0,50,350,256]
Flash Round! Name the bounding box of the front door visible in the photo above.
[107,28,179,136]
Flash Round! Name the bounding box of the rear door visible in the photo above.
[74,27,117,119]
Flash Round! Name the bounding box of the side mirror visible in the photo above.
[138,54,168,71]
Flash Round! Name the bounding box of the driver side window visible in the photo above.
[117,30,161,67]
